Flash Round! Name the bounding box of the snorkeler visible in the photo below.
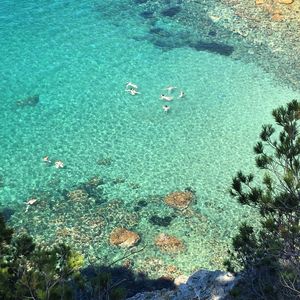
[179,91,185,98]
[126,82,138,90]
[125,88,140,96]
[164,86,177,93]
[160,94,173,101]
[25,198,37,212]
[42,156,51,164]
[55,160,64,169]
[163,105,171,112]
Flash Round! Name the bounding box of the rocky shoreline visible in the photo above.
[127,269,238,300]
[204,0,300,90]
[133,0,300,90]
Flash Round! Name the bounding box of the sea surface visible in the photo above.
[1,0,299,277]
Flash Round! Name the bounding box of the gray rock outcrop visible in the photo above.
[126,269,238,300]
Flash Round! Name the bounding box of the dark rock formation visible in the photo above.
[149,215,173,227]
[135,0,148,4]
[126,270,238,299]
[139,11,154,19]
[191,41,234,56]
[161,6,181,17]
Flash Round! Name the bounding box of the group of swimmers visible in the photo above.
[24,157,63,211]
[125,82,185,112]
[125,82,140,95]
[43,156,64,169]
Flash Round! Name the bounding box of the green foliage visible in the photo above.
[67,251,84,270]
[0,214,85,300]
[14,233,35,257]
[0,215,130,299]
[227,100,300,299]
[0,214,13,255]
[110,287,127,300]
[86,270,127,300]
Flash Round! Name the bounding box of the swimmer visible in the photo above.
[160,94,173,101]
[26,198,37,205]
[179,91,185,98]
[164,86,177,93]
[126,82,138,90]
[25,198,37,212]
[163,105,171,112]
[55,160,64,169]
[125,88,140,96]
[43,156,51,164]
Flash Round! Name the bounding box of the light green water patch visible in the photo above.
[1,0,300,276]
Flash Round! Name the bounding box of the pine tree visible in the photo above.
[226,100,300,299]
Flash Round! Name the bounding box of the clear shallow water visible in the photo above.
[1,0,300,276]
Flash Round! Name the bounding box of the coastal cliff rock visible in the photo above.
[126,270,238,300]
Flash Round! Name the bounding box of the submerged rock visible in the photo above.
[0,207,15,221]
[109,227,140,248]
[208,30,217,37]
[134,199,148,212]
[155,233,184,253]
[135,0,148,4]
[0,175,4,188]
[191,41,234,56]
[97,157,112,166]
[67,189,89,202]
[16,94,39,107]
[255,0,265,4]
[87,176,104,187]
[278,0,294,3]
[271,12,284,21]
[149,27,171,37]
[164,191,193,209]
[112,177,126,184]
[139,11,154,19]
[161,6,181,17]
[137,200,148,207]
[149,215,173,227]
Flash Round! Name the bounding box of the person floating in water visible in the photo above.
[126,82,138,90]
[43,156,51,164]
[125,88,140,96]
[179,91,185,98]
[163,105,171,112]
[160,94,173,101]
[164,86,176,93]
[25,198,37,212]
[55,160,64,169]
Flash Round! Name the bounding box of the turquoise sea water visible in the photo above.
[1,0,300,277]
